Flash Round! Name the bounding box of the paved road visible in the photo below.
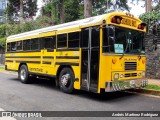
[0,71,160,120]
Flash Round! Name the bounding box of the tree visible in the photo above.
[65,0,81,22]
[5,0,37,23]
[59,0,65,23]
[139,1,160,33]
[42,0,80,23]
[42,0,65,23]
[93,0,129,16]
[84,0,92,18]
[83,0,130,18]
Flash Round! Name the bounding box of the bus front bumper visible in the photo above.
[105,79,148,92]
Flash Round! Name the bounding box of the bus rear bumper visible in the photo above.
[105,79,148,92]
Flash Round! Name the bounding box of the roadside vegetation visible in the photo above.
[0,66,4,70]
[144,84,160,91]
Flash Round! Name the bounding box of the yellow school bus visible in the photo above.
[5,12,148,93]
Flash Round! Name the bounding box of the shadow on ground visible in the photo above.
[9,77,136,101]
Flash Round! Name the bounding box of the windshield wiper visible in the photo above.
[119,41,129,59]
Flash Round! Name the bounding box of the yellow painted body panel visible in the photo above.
[99,55,146,89]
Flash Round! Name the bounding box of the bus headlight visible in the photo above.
[114,73,119,80]
[138,73,141,76]
[120,74,123,78]
[142,72,145,77]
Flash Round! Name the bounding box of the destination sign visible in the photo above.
[121,18,136,27]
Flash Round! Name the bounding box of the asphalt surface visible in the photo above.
[0,71,160,120]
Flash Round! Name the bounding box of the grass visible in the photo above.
[0,66,5,70]
[144,84,160,91]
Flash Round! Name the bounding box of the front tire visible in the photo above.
[18,65,30,84]
[59,67,74,93]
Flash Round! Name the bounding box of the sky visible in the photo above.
[36,0,146,18]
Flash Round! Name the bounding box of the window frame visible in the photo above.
[57,33,68,49]
[68,32,80,48]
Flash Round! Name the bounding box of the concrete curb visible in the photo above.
[128,88,160,96]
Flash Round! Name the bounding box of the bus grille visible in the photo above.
[125,73,137,77]
[125,62,137,71]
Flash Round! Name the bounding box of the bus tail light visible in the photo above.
[138,23,146,30]
[111,16,122,24]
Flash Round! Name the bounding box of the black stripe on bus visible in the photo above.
[55,62,79,66]
[42,62,52,64]
[16,61,41,64]
[56,56,79,59]
[6,50,41,53]
[5,60,13,62]
[56,48,79,52]
[6,56,41,58]
[43,56,54,59]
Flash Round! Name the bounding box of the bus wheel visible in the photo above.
[59,68,74,93]
[18,65,29,84]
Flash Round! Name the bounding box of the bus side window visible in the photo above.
[40,36,55,50]
[11,42,16,51]
[7,43,11,52]
[81,28,89,48]
[102,27,109,52]
[92,26,100,47]
[31,38,39,50]
[68,32,80,48]
[44,37,55,49]
[17,41,22,51]
[23,40,31,51]
[57,34,67,48]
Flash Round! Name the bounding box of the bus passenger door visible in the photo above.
[41,37,56,72]
[81,27,100,92]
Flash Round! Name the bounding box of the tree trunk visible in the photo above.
[20,0,24,23]
[145,0,152,12]
[59,0,65,23]
[84,0,92,18]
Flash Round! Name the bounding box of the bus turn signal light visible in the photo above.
[112,58,117,64]
[111,16,122,24]
[142,58,146,64]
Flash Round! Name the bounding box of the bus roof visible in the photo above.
[7,12,142,41]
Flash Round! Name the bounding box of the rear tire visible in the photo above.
[59,67,74,94]
[18,65,30,84]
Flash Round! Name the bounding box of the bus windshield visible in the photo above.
[103,26,145,54]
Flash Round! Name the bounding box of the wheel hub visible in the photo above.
[20,69,26,80]
[61,74,70,86]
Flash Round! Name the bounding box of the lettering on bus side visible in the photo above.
[121,18,136,27]
[30,68,43,72]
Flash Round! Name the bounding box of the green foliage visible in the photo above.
[139,2,160,33]
[0,24,6,37]
[5,0,38,23]
[0,16,54,49]
[92,0,130,16]
[64,0,80,22]
[139,10,160,24]
[0,37,6,48]
[42,0,81,23]
[144,84,160,91]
